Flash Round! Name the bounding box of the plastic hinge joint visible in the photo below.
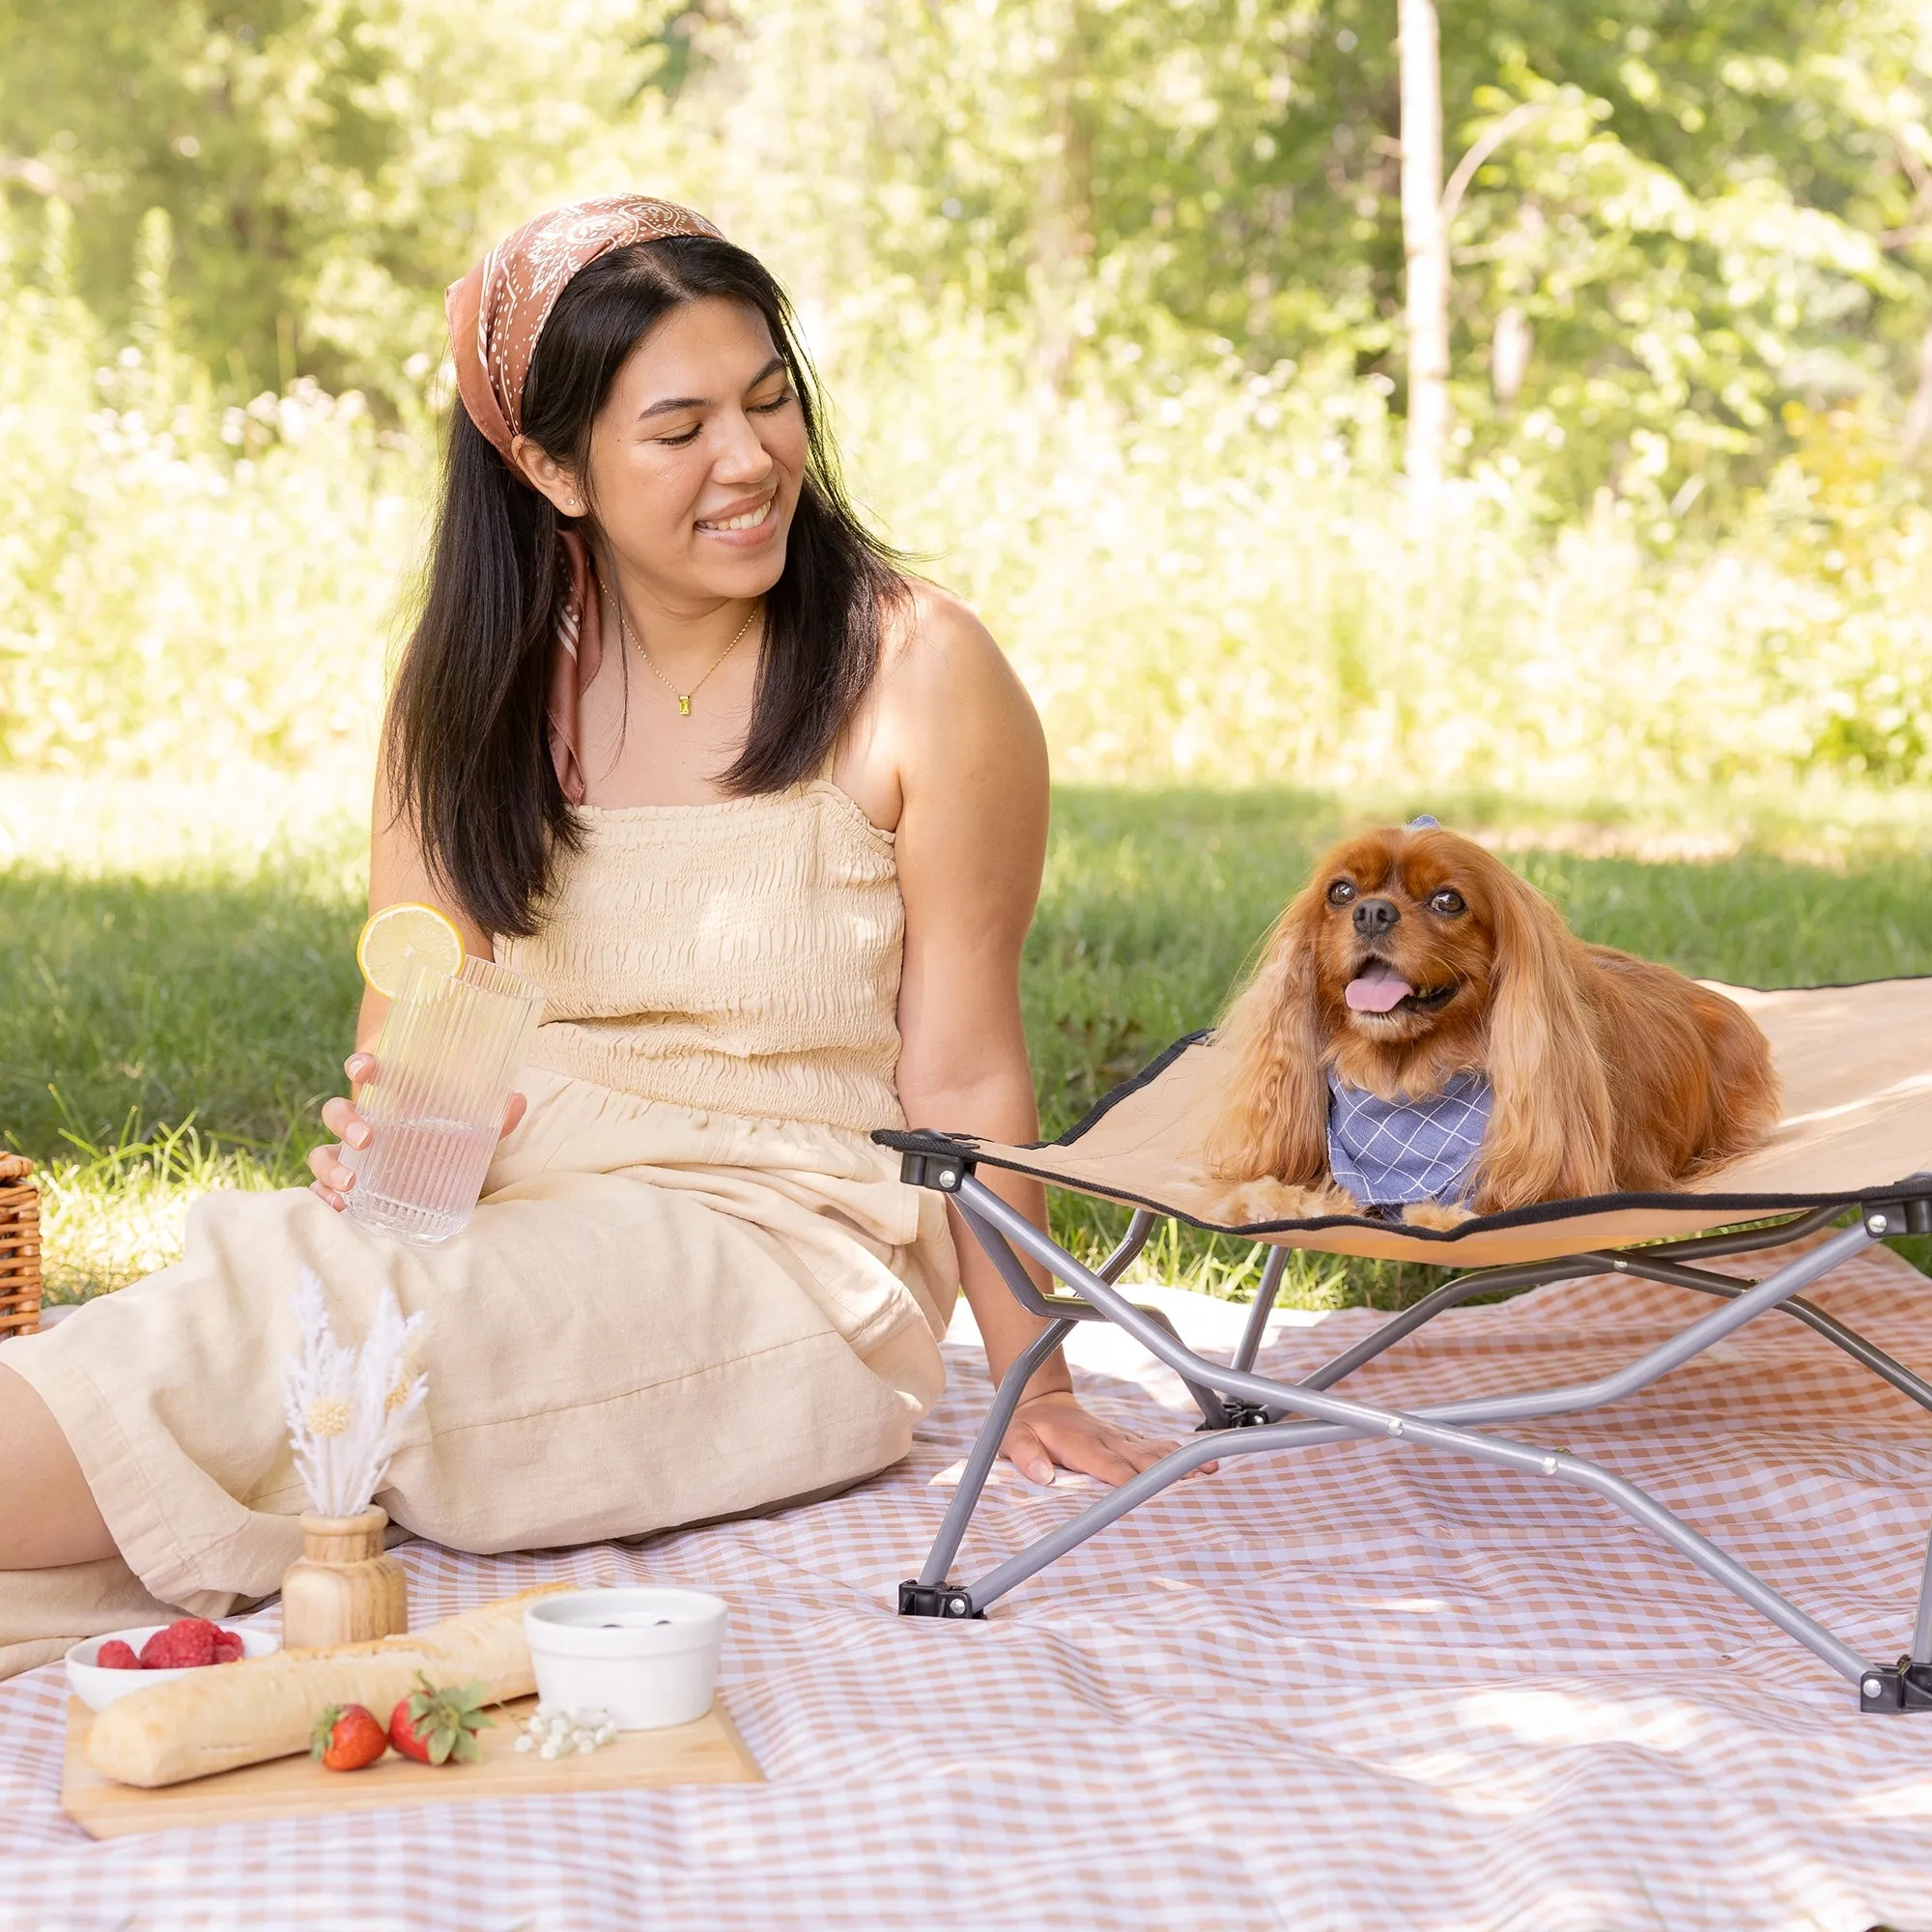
[898,1151,972,1193]
[1196,1400,1273,1433]
[897,1580,982,1620]
[1860,1657,1932,1713]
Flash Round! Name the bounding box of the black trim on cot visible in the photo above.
[1052,1028,1210,1146]
[872,1030,1210,1176]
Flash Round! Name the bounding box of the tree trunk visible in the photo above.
[1033,0,1094,393]
[1904,316,1932,461]
[1399,0,1449,504]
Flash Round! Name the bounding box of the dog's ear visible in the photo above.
[1473,860,1616,1210]
[1205,884,1332,1185]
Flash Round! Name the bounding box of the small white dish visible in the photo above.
[66,1624,280,1712]
[524,1588,726,1732]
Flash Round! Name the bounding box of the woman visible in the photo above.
[0,196,1179,1678]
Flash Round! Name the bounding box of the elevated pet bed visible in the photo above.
[877,975,1932,1711]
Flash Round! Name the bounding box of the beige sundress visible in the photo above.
[0,781,958,1679]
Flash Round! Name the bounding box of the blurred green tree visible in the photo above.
[0,0,677,399]
[5,0,1932,513]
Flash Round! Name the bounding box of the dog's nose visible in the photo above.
[1352,897,1400,938]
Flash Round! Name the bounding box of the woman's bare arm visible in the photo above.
[885,589,1195,1486]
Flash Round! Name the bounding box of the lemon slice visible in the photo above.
[355,902,465,998]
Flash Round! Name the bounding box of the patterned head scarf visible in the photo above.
[444,195,726,803]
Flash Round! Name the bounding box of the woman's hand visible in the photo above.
[307,1052,528,1211]
[1000,1389,1216,1488]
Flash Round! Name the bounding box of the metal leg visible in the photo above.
[932,1178,1894,1690]
[1135,1302,1239,1428]
[913,1319,1075,1592]
[1096,1209,1157,1285]
[1287,1208,1892,1402]
[954,1399,1876,1687]
[903,1210,1178,1603]
[966,1181,1877,1433]
[1232,1246,1288,1375]
[1641,1204,1845,1260]
[1294,1258,1605,1393]
[1590,1256,1932,1415]
[956,1200,1228,1428]
[1914,1524,1932,1666]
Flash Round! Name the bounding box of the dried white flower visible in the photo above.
[280,1268,429,1518]
[305,1396,352,1437]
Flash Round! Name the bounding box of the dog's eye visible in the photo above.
[1428,889,1466,916]
[1325,881,1357,908]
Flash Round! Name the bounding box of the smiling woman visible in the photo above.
[0,195,1181,1679]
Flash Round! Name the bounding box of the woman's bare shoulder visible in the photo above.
[838,581,1039,831]
[875,578,1041,742]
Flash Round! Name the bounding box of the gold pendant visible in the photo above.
[677,695,692,717]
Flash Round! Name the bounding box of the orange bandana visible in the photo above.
[444,195,725,803]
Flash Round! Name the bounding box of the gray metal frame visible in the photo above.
[902,1172,1932,1709]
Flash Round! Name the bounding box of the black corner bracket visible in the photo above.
[1196,1400,1273,1433]
[897,1579,984,1619]
[1860,1657,1932,1713]
[898,1151,973,1193]
[1862,1180,1932,1238]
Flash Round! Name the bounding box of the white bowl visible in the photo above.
[66,1623,280,1712]
[524,1588,726,1732]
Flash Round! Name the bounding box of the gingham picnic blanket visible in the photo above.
[4,1238,1931,1932]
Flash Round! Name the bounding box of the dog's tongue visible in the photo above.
[1346,960,1414,1013]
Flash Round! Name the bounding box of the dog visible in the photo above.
[1205,822,1780,1222]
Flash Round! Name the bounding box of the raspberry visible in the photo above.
[211,1629,245,1663]
[95,1639,141,1670]
[139,1618,221,1669]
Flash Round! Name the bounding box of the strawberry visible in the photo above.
[311,1703,388,1772]
[388,1675,494,1766]
[95,1639,141,1670]
[139,1618,221,1669]
[211,1629,245,1663]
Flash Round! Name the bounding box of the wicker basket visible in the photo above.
[0,1153,42,1339]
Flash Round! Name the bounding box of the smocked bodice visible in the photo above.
[494,781,905,1136]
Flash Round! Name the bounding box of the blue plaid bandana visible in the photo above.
[1326,1069,1492,1208]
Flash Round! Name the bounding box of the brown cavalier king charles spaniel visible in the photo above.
[1206,823,1780,1223]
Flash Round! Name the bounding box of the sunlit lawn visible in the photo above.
[5,771,1931,1303]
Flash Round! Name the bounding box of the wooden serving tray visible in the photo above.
[63,1694,760,1839]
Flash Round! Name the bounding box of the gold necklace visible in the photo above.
[619,602,759,718]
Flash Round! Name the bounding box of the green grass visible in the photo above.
[6,779,1932,1301]
[1,848,366,1164]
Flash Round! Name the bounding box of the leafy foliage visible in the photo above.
[8,0,1932,510]
[0,0,670,397]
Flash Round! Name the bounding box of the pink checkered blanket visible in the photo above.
[3,1243,1930,1931]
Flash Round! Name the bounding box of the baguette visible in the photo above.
[85,1583,573,1788]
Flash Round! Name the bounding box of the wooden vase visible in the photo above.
[280,1507,410,1650]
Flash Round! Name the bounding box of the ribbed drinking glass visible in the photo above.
[343,956,545,1246]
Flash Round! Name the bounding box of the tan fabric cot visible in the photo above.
[886,977,1932,1266]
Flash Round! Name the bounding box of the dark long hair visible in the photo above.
[385,236,906,938]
